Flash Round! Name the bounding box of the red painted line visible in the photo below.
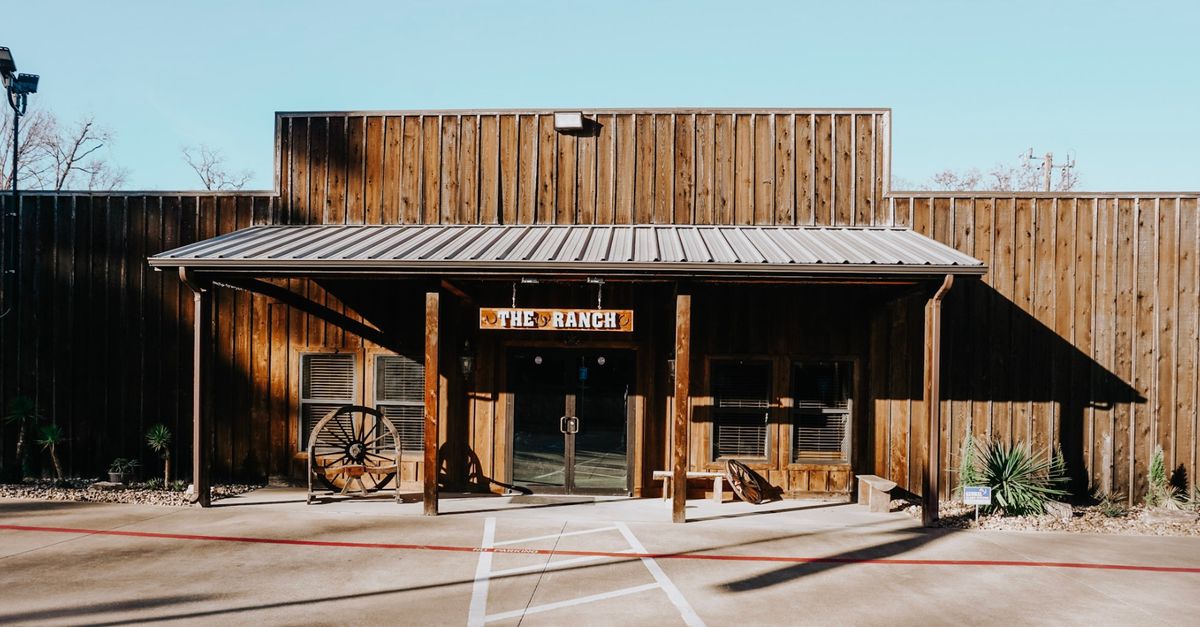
[2,523,1198,574]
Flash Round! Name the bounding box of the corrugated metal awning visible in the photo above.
[149,224,986,278]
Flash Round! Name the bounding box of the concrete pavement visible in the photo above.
[1,489,1198,626]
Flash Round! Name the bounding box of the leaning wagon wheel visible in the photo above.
[306,405,400,497]
[725,459,768,505]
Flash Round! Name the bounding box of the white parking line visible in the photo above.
[489,550,635,578]
[615,522,706,627]
[470,519,706,626]
[484,583,661,623]
[492,525,619,546]
[467,517,496,627]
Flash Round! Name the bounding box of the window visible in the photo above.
[300,353,357,448]
[791,361,852,464]
[711,361,771,459]
[374,354,425,454]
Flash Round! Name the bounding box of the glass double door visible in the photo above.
[509,348,633,495]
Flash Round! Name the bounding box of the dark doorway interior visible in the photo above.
[508,348,634,495]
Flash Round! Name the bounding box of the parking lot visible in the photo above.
[2,490,1199,626]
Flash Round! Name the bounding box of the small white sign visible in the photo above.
[963,486,992,506]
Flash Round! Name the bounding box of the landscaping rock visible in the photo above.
[1141,507,1200,524]
[908,499,1200,536]
[0,479,261,507]
[1043,500,1073,522]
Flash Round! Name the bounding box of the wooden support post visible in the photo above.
[672,289,692,523]
[922,274,954,526]
[179,268,211,507]
[423,291,440,516]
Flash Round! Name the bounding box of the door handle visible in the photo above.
[560,416,569,434]
[567,416,580,434]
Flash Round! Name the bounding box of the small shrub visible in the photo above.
[1096,493,1128,518]
[144,478,163,489]
[36,423,66,483]
[1145,445,1184,509]
[171,479,188,492]
[954,433,983,497]
[977,439,1069,516]
[145,424,172,488]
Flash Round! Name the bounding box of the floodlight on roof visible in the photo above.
[553,111,584,131]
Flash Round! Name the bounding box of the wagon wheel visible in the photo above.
[725,459,768,505]
[307,405,400,494]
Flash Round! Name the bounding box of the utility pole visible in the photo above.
[1025,149,1075,192]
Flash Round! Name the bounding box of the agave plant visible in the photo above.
[145,423,172,487]
[4,396,43,480]
[976,439,1069,516]
[36,423,66,483]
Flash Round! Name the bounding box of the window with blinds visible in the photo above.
[791,361,851,464]
[374,354,425,454]
[300,353,357,448]
[711,361,770,459]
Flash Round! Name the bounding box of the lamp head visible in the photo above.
[13,73,38,94]
[0,47,15,80]
[12,72,37,93]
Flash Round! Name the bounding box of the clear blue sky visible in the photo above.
[5,0,1198,191]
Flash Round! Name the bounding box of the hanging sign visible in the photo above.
[479,307,634,332]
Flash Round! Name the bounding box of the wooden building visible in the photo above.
[1,108,1196,522]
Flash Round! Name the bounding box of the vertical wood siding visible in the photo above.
[873,194,1199,502]
[0,108,1196,505]
[277,110,891,226]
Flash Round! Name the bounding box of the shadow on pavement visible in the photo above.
[718,528,952,592]
[0,594,213,624]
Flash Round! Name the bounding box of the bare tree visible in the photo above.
[181,144,253,191]
[896,152,1080,192]
[1,108,128,191]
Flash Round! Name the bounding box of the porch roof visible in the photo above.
[149,224,986,278]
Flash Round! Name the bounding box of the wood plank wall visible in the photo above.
[877,194,1199,504]
[1,108,1197,506]
[277,109,891,227]
[0,193,439,483]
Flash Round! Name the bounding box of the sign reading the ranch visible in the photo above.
[479,308,634,332]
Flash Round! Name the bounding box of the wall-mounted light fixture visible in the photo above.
[459,340,475,381]
[553,111,584,131]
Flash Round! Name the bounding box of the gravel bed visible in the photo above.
[0,479,262,507]
[898,499,1200,536]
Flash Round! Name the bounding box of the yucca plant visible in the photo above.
[4,396,43,481]
[36,424,66,483]
[1145,445,1183,509]
[145,424,172,487]
[976,439,1069,516]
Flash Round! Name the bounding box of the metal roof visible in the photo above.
[149,224,986,278]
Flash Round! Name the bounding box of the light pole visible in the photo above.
[0,46,39,319]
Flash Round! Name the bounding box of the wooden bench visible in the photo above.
[653,470,724,503]
[856,474,897,513]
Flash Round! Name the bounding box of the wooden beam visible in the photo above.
[672,289,692,523]
[424,291,440,516]
[179,268,211,507]
[221,278,389,347]
[922,274,954,526]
